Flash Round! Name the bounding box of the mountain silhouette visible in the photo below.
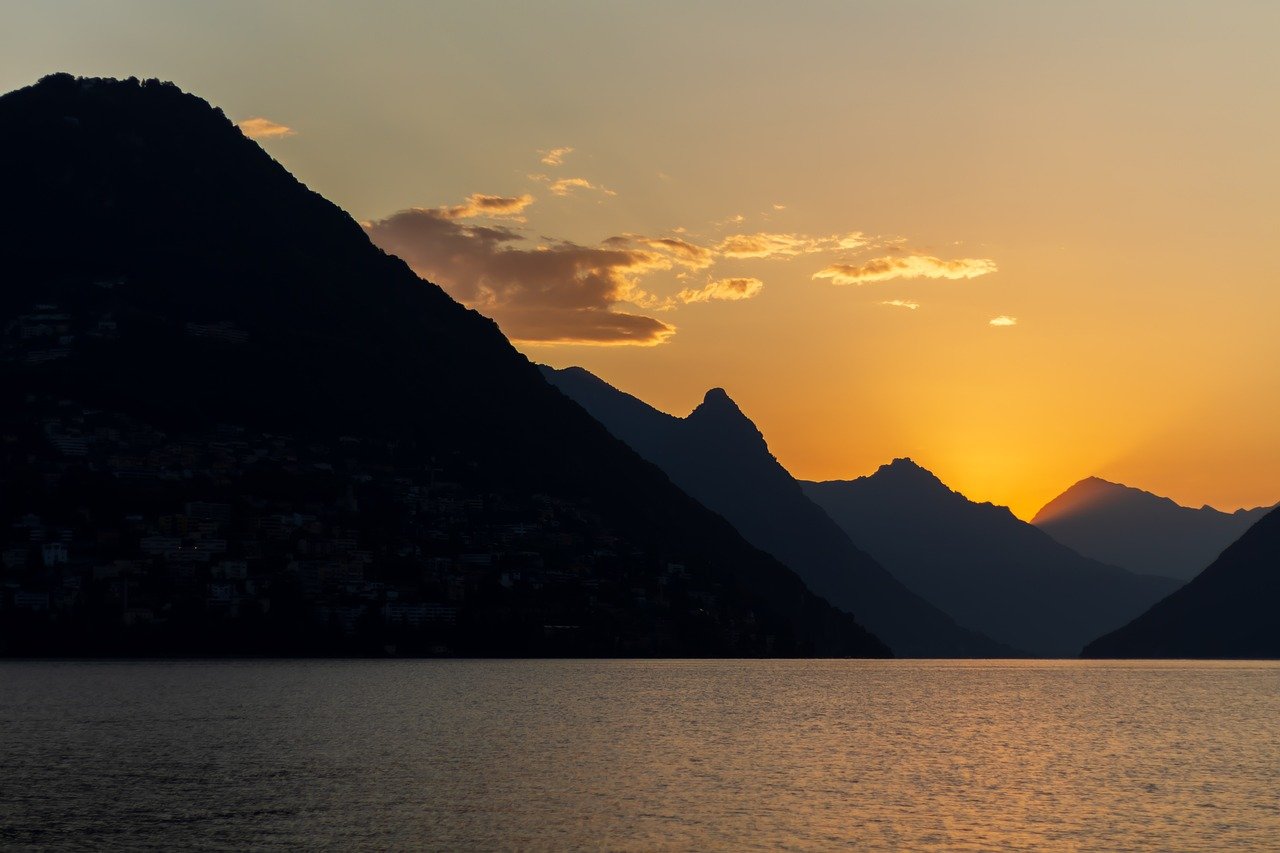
[0,73,889,658]
[1082,507,1280,658]
[1032,477,1274,580]
[541,366,1011,657]
[804,460,1181,656]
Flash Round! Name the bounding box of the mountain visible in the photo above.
[1032,477,1274,580]
[541,366,1010,657]
[803,460,1182,656]
[0,73,889,658]
[1082,507,1280,658]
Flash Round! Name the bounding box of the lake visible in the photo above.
[1,659,1277,850]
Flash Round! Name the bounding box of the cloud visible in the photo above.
[880,299,920,310]
[678,277,764,304]
[363,208,674,345]
[812,254,998,285]
[530,174,616,197]
[989,315,1018,327]
[434,193,535,221]
[605,234,715,270]
[540,146,574,166]
[717,231,868,259]
[237,117,294,139]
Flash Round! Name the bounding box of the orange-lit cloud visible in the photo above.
[678,277,764,303]
[604,234,715,270]
[718,231,868,259]
[237,117,294,139]
[531,174,617,197]
[540,146,574,165]
[434,193,535,221]
[989,315,1018,326]
[880,299,920,310]
[363,208,673,345]
[718,233,815,258]
[813,254,997,284]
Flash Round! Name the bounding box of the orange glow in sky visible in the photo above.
[6,1,1277,518]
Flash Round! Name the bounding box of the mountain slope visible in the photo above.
[1083,507,1280,658]
[542,366,1010,657]
[1032,477,1274,580]
[0,73,888,657]
[804,460,1181,656]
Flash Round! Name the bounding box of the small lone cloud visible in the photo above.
[678,277,764,304]
[813,254,997,285]
[989,315,1018,327]
[880,299,920,310]
[772,203,787,211]
[540,146,574,166]
[434,193,535,221]
[237,117,294,139]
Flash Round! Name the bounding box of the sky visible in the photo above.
[4,1,1278,519]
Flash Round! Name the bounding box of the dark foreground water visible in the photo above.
[1,660,1278,851]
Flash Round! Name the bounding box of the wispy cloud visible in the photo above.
[717,231,868,259]
[604,235,715,270]
[540,146,574,166]
[364,208,673,345]
[880,299,920,310]
[237,117,294,139]
[434,193,535,221]
[989,315,1018,327]
[678,277,764,304]
[530,174,616,198]
[813,254,997,285]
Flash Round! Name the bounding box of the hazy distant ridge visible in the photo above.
[1033,477,1274,580]
[804,461,1180,656]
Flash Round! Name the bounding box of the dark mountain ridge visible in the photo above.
[1032,477,1274,580]
[542,365,1012,657]
[1083,507,1280,658]
[0,73,888,657]
[804,460,1181,656]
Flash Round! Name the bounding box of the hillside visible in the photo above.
[1083,508,1280,658]
[0,73,889,657]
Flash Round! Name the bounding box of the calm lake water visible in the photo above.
[1,659,1277,850]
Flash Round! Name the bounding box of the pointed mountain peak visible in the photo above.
[689,387,748,422]
[699,386,737,409]
[684,386,768,450]
[872,457,946,488]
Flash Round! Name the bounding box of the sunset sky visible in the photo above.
[5,1,1278,518]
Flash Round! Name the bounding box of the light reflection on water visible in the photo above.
[1,659,1277,850]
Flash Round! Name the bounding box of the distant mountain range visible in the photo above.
[542,366,1013,657]
[1033,477,1275,580]
[0,73,888,658]
[804,462,1182,657]
[1083,507,1280,658]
